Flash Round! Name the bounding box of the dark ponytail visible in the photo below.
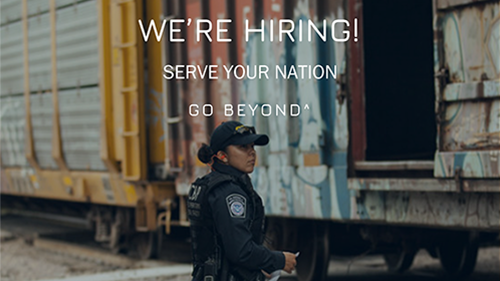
[197,143,215,164]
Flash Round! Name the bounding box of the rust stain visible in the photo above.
[477,81,484,97]
[0,170,11,193]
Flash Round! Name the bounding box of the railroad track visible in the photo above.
[1,213,498,281]
[0,213,192,281]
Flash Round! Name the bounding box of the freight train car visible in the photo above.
[1,0,498,280]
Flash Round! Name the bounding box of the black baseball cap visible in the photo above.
[210,121,269,153]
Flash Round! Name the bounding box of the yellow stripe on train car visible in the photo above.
[124,184,138,204]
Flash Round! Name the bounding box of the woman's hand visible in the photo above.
[261,270,271,279]
[282,252,297,273]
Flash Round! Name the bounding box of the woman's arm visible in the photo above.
[208,183,285,273]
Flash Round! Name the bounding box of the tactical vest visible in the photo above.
[187,171,265,281]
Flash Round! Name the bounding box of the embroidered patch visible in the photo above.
[226,193,246,218]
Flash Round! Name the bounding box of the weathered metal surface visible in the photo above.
[435,0,500,178]
[349,178,457,192]
[167,0,190,190]
[352,190,500,230]
[291,0,323,166]
[443,81,500,101]
[109,0,148,181]
[254,169,500,230]
[58,87,106,171]
[145,1,166,165]
[1,168,35,195]
[251,0,286,168]
[56,0,99,89]
[348,0,366,163]
[439,2,498,83]
[26,0,78,17]
[166,0,189,175]
[384,191,498,230]
[173,0,211,195]
[0,21,24,96]
[50,0,68,172]
[96,0,119,173]
[22,0,40,171]
[234,0,254,67]
[254,165,351,220]
[208,0,233,126]
[233,0,255,123]
[251,0,351,221]
[355,161,434,171]
[462,179,500,192]
[145,92,167,166]
[318,0,349,168]
[234,0,275,167]
[350,177,500,192]
[1,168,140,206]
[28,12,52,92]
[30,93,57,169]
[0,0,21,25]
[0,96,28,167]
[233,0,255,130]
[436,0,496,10]
[440,100,499,151]
[0,169,10,193]
[434,150,500,177]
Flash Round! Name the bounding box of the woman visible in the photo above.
[187,121,297,281]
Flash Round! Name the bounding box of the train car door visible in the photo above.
[349,0,437,176]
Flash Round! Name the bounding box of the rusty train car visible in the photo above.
[1,0,499,280]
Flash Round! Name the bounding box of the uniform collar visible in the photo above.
[213,161,246,178]
[213,162,256,195]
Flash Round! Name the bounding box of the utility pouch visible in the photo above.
[193,266,204,280]
[204,259,217,281]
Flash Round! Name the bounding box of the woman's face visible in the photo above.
[224,143,256,173]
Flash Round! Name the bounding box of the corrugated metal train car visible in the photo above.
[0,0,498,280]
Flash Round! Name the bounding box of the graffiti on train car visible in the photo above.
[0,97,27,168]
[433,1,500,179]
[231,0,353,221]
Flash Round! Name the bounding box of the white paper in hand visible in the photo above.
[268,252,300,281]
[268,270,281,281]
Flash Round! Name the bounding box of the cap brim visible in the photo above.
[230,134,269,146]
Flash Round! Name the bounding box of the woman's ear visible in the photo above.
[217,151,228,163]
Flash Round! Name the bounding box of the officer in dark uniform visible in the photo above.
[188,121,297,281]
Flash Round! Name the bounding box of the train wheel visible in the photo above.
[437,232,479,277]
[383,247,416,273]
[135,231,160,260]
[296,222,329,281]
[156,226,165,258]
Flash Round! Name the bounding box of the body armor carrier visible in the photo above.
[188,171,265,281]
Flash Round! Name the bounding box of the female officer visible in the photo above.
[187,121,296,281]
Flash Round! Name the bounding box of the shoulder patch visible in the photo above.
[226,193,246,218]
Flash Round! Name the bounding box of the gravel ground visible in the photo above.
[1,227,499,281]
[0,230,192,281]
[1,237,123,281]
[3,233,498,281]
[0,215,194,281]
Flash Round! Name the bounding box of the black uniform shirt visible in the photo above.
[207,162,285,274]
